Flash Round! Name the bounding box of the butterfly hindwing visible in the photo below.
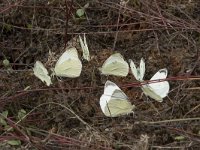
[104,98,134,117]
[141,85,163,102]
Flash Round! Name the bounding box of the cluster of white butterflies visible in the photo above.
[33,35,170,117]
[100,58,170,117]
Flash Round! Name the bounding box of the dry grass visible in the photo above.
[0,0,200,149]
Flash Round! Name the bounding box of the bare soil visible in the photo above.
[0,0,200,149]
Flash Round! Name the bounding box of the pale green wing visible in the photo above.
[129,58,145,81]
[141,85,163,102]
[101,53,129,76]
[100,81,135,117]
[104,100,134,117]
[100,80,121,114]
[55,58,82,78]
[79,34,90,61]
[55,47,79,66]
[33,61,52,86]
[102,53,122,66]
[101,61,129,76]
[112,89,128,100]
[55,47,82,78]
[129,59,139,80]
[139,58,145,81]
[104,89,135,117]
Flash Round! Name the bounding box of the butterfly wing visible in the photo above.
[148,68,170,98]
[104,97,135,117]
[55,47,78,65]
[103,80,120,96]
[139,58,145,81]
[55,59,82,77]
[141,85,163,102]
[100,81,120,111]
[33,61,52,86]
[54,47,82,78]
[129,58,145,81]
[79,34,90,61]
[100,81,135,117]
[129,59,139,80]
[101,53,129,77]
[101,61,129,76]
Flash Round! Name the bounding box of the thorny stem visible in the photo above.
[136,117,200,125]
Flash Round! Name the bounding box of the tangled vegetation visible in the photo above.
[0,0,200,149]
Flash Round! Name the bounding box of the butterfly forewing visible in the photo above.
[100,81,120,112]
[104,81,120,95]
[150,68,168,80]
[55,48,78,66]
[104,99,135,117]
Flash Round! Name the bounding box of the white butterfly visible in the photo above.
[100,80,135,117]
[33,61,52,86]
[100,53,129,77]
[129,58,145,81]
[141,68,170,102]
[54,47,82,78]
[79,34,90,61]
